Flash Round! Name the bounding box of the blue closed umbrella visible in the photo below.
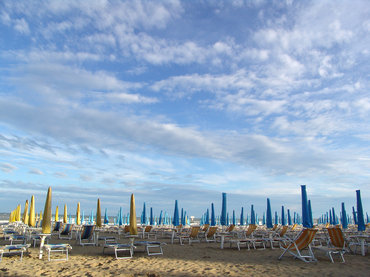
[341,203,348,229]
[274,211,278,225]
[266,198,273,228]
[150,207,154,225]
[332,207,337,225]
[180,208,184,225]
[262,212,266,225]
[183,211,187,225]
[173,200,179,226]
[226,212,229,225]
[205,209,210,225]
[308,200,313,227]
[220,192,227,226]
[118,207,123,226]
[281,206,286,226]
[158,210,163,225]
[301,185,311,228]
[142,203,146,225]
[250,205,256,225]
[211,203,216,226]
[352,206,358,225]
[356,190,366,231]
[240,207,244,226]
[287,209,292,225]
[104,208,109,224]
[232,210,236,225]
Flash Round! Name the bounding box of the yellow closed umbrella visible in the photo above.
[16,204,21,221]
[63,204,68,223]
[76,202,81,225]
[9,210,14,222]
[29,195,36,227]
[41,187,52,234]
[55,206,59,222]
[23,200,29,225]
[129,194,138,235]
[96,199,102,227]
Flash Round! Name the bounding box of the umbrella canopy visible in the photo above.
[63,204,68,223]
[281,206,286,226]
[211,203,216,226]
[266,198,273,228]
[356,190,366,231]
[76,202,81,225]
[232,210,236,225]
[96,198,102,227]
[55,206,59,222]
[129,194,138,235]
[173,200,179,226]
[251,205,256,225]
[42,187,52,234]
[22,200,29,225]
[301,185,311,228]
[341,202,348,229]
[220,192,227,226]
[29,195,36,227]
[240,207,244,226]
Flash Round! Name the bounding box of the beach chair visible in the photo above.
[9,234,27,245]
[0,244,31,261]
[58,223,74,240]
[267,225,289,249]
[229,224,263,250]
[312,227,348,263]
[42,243,72,261]
[78,225,96,246]
[103,243,135,259]
[178,226,200,245]
[205,226,218,243]
[134,241,167,256]
[53,222,62,234]
[278,228,318,263]
[141,226,156,239]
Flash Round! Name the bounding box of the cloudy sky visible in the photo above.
[0,0,369,219]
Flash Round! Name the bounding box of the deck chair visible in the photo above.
[267,225,289,249]
[103,243,135,259]
[9,234,27,245]
[141,226,156,239]
[178,226,200,245]
[0,244,31,261]
[53,222,62,233]
[205,226,218,243]
[230,224,262,250]
[58,223,74,240]
[278,228,318,263]
[42,243,72,261]
[78,225,96,246]
[313,227,348,263]
[134,241,167,256]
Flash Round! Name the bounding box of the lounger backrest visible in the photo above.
[206,226,218,237]
[61,224,73,234]
[124,225,130,233]
[202,224,210,232]
[54,221,62,231]
[190,226,200,238]
[144,226,152,232]
[226,224,235,232]
[81,225,95,239]
[291,223,298,231]
[289,228,317,251]
[272,224,278,231]
[327,227,344,248]
[279,225,289,236]
[245,224,257,236]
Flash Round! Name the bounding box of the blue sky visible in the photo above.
[0,0,369,219]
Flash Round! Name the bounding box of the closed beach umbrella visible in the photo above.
[159,210,163,225]
[341,202,348,229]
[287,209,292,225]
[129,194,138,235]
[55,206,59,222]
[76,202,81,225]
[262,212,266,225]
[173,200,179,226]
[29,195,36,227]
[180,208,184,225]
[220,192,227,226]
[308,200,313,227]
[232,210,236,225]
[104,208,109,224]
[96,198,102,227]
[332,207,337,225]
[42,187,52,234]
[63,204,68,223]
[142,202,146,225]
[356,190,366,231]
[23,200,29,225]
[352,206,358,225]
[118,207,123,226]
[301,185,311,228]
[240,207,244,226]
[274,211,278,225]
[90,210,94,224]
[16,205,21,222]
[211,203,216,226]
[281,206,286,226]
[251,205,256,225]
[150,207,154,225]
[266,198,273,228]
[205,209,210,225]
[226,212,229,225]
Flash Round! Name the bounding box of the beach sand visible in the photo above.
[0,236,369,277]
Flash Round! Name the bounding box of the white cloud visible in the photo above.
[29,168,43,175]
[1,163,17,173]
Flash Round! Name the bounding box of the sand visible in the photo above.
[0,235,369,277]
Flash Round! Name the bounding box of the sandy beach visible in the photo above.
[1,234,369,277]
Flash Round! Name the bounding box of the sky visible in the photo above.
[0,0,369,219]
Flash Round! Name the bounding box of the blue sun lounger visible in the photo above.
[0,244,31,261]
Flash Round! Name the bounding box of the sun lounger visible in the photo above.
[278,228,318,263]
[134,241,166,256]
[177,226,200,245]
[103,243,135,259]
[78,225,96,246]
[42,243,72,261]
[58,223,74,240]
[0,244,31,261]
